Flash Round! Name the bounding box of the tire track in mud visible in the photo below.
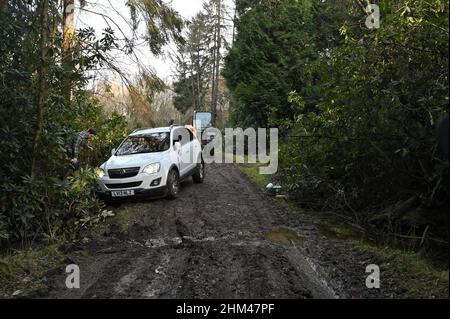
[47,164,339,299]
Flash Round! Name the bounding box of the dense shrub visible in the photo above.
[0,2,128,245]
[225,0,449,245]
[277,1,449,243]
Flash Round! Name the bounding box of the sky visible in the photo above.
[171,0,206,19]
[76,0,232,84]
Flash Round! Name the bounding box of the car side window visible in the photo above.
[172,129,180,146]
[173,128,190,146]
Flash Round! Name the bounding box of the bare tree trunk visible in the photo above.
[211,0,222,126]
[31,0,50,177]
[190,71,197,110]
[62,0,75,101]
[210,18,217,115]
[196,46,202,110]
[232,0,237,46]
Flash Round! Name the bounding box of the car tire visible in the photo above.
[166,169,180,200]
[192,160,205,184]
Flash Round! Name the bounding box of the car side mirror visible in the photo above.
[173,142,181,152]
[111,148,116,156]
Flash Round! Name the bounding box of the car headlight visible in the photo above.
[143,163,161,174]
[95,167,106,178]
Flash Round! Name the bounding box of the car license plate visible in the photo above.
[111,190,135,197]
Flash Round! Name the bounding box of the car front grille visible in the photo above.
[108,167,140,179]
[105,181,143,189]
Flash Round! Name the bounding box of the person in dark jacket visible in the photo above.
[68,128,97,170]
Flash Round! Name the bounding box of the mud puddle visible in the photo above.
[266,227,305,246]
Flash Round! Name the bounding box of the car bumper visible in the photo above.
[96,172,168,198]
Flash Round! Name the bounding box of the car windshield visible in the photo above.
[116,132,170,156]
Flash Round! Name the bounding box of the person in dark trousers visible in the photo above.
[68,128,97,170]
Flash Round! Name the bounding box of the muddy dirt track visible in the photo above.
[47,164,400,299]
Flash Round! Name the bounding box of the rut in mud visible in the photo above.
[47,164,397,299]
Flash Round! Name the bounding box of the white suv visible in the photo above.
[96,125,204,200]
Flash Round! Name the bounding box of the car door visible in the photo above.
[181,128,198,174]
[185,129,199,172]
[189,129,202,168]
[173,128,190,177]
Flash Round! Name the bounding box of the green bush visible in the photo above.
[0,168,115,243]
[275,0,449,244]
[0,3,126,244]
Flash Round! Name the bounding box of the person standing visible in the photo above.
[68,128,97,170]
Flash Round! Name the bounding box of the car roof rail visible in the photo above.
[169,124,184,130]
[132,126,185,134]
[132,126,159,133]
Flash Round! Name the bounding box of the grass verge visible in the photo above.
[357,243,449,298]
[0,244,65,298]
[0,203,137,299]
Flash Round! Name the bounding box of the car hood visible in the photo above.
[104,152,166,170]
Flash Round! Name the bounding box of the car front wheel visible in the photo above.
[166,169,180,199]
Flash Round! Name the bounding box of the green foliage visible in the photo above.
[172,1,225,114]
[226,0,449,244]
[281,0,448,203]
[0,244,65,298]
[93,112,129,164]
[0,169,113,243]
[0,1,126,244]
[357,242,449,298]
[63,169,114,232]
[280,1,448,243]
[173,76,199,113]
[65,96,130,166]
[223,0,320,127]
[126,0,184,55]
[0,222,8,241]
